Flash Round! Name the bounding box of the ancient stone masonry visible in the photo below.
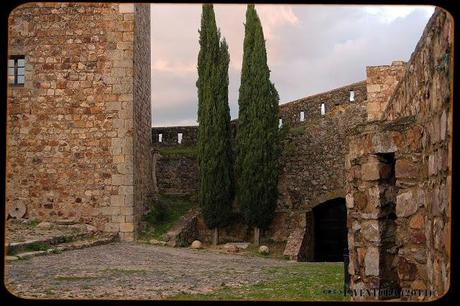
[152,126,198,146]
[7,3,153,241]
[345,8,452,300]
[151,82,369,247]
[366,62,407,121]
[279,81,367,126]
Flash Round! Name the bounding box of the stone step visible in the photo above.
[6,232,96,255]
[7,233,118,261]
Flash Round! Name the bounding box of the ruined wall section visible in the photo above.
[279,81,367,127]
[366,62,407,121]
[273,99,367,242]
[152,125,198,146]
[7,3,139,240]
[132,3,154,236]
[346,8,452,300]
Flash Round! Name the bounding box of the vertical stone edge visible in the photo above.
[132,3,154,240]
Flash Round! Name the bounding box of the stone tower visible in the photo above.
[7,3,153,241]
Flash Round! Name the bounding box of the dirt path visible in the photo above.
[5,241,298,300]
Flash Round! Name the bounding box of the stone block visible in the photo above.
[395,159,418,179]
[367,84,381,93]
[104,222,120,233]
[353,191,368,211]
[362,220,380,242]
[364,247,380,276]
[120,222,134,232]
[409,213,424,229]
[397,257,417,281]
[110,195,124,207]
[361,161,381,181]
[396,190,417,217]
[346,193,354,209]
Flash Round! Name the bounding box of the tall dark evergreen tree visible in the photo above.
[196,4,234,245]
[235,4,280,245]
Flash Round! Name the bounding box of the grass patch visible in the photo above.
[139,194,196,241]
[27,242,49,251]
[29,220,40,227]
[13,242,50,254]
[170,262,349,301]
[158,145,197,158]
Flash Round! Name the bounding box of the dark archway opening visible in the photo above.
[313,198,347,262]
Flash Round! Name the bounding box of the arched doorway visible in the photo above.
[313,198,347,262]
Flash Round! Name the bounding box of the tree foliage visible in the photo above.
[236,4,280,229]
[196,4,234,229]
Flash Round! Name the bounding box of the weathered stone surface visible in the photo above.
[396,190,417,217]
[361,221,380,242]
[165,210,198,247]
[364,247,379,276]
[225,244,239,253]
[190,240,202,249]
[395,159,419,179]
[36,222,52,229]
[259,245,270,255]
[409,213,424,229]
[347,9,452,300]
[397,257,417,281]
[6,3,153,241]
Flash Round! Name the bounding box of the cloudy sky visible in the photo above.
[150,4,435,127]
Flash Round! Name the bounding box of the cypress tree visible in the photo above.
[236,4,280,245]
[196,4,234,245]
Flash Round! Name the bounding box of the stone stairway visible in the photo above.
[6,220,118,261]
[163,209,199,247]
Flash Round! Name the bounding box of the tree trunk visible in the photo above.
[212,227,219,246]
[254,227,260,246]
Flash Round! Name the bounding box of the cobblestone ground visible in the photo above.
[5,242,298,300]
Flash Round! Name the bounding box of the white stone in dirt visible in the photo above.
[149,239,166,246]
[259,245,269,255]
[85,224,97,233]
[6,256,19,261]
[36,221,52,229]
[191,240,202,249]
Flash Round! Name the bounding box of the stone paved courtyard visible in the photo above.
[5,242,305,300]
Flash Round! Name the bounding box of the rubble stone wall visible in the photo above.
[7,3,152,241]
[366,62,407,121]
[345,8,452,300]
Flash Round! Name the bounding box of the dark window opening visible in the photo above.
[8,55,25,86]
[376,152,400,298]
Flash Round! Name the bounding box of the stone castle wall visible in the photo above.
[345,8,452,300]
[6,3,152,240]
[151,82,368,244]
[279,81,367,126]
